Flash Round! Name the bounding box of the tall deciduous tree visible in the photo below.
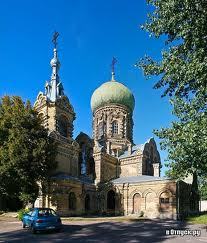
[154,98,207,179]
[138,0,207,179]
[0,96,57,206]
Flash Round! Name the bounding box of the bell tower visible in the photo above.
[34,32,75,139]
[34,32,79,176]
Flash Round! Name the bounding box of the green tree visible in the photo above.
[0,96,57,207]
[200,185,207,200]
[138,0,207,179]
[199,177,207,200]
[139,0,207,103]
[154,98,207,179]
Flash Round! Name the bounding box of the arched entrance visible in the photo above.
[68,192,76,210]
[85,194,90,211]
[107,190,115,210]
[133,193,141,214]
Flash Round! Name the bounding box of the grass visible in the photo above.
[186,214,207,224]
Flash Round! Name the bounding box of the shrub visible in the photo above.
[139,211,144,217]
[17,208,30,221]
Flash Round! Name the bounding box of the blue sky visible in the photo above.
[0,0,174,176]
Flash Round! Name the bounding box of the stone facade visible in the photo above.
[95,179,177,219]
[34,92,79,177]
[92,104,133,157]
[33,43,196,219]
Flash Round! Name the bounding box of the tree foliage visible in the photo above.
[154,98,207,179]
[0,96,57,205]
[199,177,207,200]
[138,0,207,179]
[139,0,207,102]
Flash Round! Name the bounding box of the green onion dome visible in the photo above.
[91,80,135,113]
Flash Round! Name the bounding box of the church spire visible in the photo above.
[111,57,117,81]
[45,32,64,101]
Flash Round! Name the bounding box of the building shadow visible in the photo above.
[0,219,188,243]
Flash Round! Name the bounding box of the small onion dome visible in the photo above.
[91,80,135,113]
[50,48,60,67]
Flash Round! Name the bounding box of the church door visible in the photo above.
[85,194,90,211]
[107,190,115,210]
[133,193,141,214]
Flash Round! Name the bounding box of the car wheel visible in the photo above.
[31,225,36,234]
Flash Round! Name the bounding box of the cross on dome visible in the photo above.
[45,32,64,102]
[111,57,117,81]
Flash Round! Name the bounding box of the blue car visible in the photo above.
[22,208,62,233]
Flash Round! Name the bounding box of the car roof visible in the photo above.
[33,207,54,210]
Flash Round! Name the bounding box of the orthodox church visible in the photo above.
[34,38,194,219]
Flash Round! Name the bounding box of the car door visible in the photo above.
[24,211,32,226]
[27,210,36,227]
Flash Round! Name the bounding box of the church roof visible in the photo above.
[119,144,144,159]
[112,175,170,184]
[75,132,92,142]
[51,173,94,185]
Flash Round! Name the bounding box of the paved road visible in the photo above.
[0,218,206,243]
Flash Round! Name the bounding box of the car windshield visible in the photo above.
[26,209,34,216]
[38,209,57,217]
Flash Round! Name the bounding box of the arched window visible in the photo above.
[98,122,104,138]
[159,191,170,211]
[38,113,44,120]
[112,121,118,135]
[68,192,76,210]
[58,115,68,137]
[81,144,87,175]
